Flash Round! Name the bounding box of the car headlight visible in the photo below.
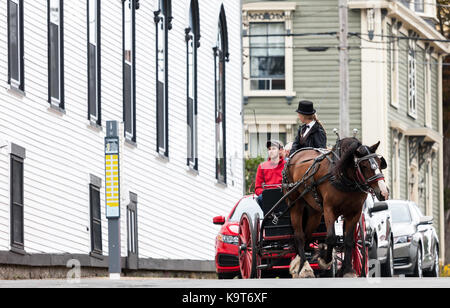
[218,234,239,245]
[394,235,412,244]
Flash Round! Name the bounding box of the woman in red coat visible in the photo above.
[255,140,285,206]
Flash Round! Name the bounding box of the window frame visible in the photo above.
[214,6,229,184]
[87,0,101,126]
[7,0,24,91]
[48,0,64,110]
[123,0,136,142]
[89,183,103,255]
[127,198,138,256]
[390,21,400,108]
[242,3,296,98]
[407,39,417,119]
[186,0,200,171]
[155,0,172,157]
[424,49,432,128]
[10,152,25,253]
[249,22,286,91]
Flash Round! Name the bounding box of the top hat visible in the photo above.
[296,100,316,115]
[266,140,284,150]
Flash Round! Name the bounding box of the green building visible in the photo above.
[242,0,449,264]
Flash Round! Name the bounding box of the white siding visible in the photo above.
[0,0,243,261]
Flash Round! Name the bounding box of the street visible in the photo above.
[0,277,449,288]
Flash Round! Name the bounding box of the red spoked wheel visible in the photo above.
[238,213,259,279]
[352,213,369,277]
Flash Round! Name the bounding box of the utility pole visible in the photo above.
[105,121,121,280]
[339,0,350,138]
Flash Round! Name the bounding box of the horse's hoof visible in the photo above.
[343,271,358,278]
[289,255,301,278]
[318,258,333,270]
[299,261,316,279]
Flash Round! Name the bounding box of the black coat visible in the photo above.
[291,123,327,154]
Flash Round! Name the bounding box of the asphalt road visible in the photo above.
[0,277,449,288]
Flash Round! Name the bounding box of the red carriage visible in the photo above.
[238,188,369,279]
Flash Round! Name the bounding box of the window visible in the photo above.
[408,40,417,118]
[10,147,25,252]
[123,0,136,142]
[88,0,101,126]
[186,0,200,170]
[214,6,229,184]
[155,0,172,157]
[8,0,24,91]
[425,50,432,127]
[89,183,102,255]
[242,2,296,97]
[250,22,285,91]
[390,22,399,108]
[48,0,64,109]
[415,0,424,12]
[127,198,138,257]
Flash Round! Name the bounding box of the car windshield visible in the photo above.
[390,203,412,223]
[229,197,261,222]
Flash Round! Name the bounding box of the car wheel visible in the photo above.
[413,245,423,278]
[381,242,394,277]
[368,237,378,262]
[425,245,440,277]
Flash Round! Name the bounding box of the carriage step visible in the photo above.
[257,264,272,270]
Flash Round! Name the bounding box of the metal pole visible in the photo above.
[105,121,121,279]
[108,218,121,279]
[339,0,350,138]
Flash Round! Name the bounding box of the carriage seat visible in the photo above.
[261,189,294,238]
[261,188,289,217]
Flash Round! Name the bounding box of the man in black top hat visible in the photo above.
[290,100,327,156]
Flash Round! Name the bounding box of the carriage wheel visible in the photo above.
[239,213,258,279]
[253,213,262,279]
[352,213,369,277]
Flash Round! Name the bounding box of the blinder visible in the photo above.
[380,157,387,170]
[354,146,386,189]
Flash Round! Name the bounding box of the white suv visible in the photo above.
[364,196,395,277]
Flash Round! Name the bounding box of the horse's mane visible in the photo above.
[331,137,361,178]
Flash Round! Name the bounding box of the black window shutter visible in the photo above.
[89,184,102,254]
[10,155,24,250]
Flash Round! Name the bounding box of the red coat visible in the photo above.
[255,159,286,196]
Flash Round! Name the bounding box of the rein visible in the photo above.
[353,148,385,194]
[270,143,385,225]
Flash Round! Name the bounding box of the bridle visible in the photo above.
[354,146,385,193]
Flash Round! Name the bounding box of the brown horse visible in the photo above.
[284,137,389,278]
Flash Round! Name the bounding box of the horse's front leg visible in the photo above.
[339,215,360,278]
[318,206,337,271]
[289,201,315,278]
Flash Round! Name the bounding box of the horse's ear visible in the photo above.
[369,141,381,153]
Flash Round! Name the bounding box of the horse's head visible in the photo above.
[354,141,390,201]
[334,138,389,201]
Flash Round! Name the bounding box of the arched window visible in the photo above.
[123,0,136,142]
[186,0,200,170]
[214,5,229,184]
[155,0,172,157]
[88,0,101,126]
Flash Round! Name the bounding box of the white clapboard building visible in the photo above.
[0,0,243,275]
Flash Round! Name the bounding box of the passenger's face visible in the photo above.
[268,146,280,160]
